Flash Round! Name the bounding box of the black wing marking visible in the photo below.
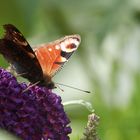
[3,24,35,54]
[0,24,43,83]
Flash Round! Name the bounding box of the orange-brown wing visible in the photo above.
[34,34,81,77]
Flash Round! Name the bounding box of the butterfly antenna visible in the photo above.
[55,84,64,92]
[55,82,90,93]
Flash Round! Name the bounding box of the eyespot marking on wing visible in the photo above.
[60,36,80,52]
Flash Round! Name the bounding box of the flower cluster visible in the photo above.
[0,68,71,140]
[81,113,99,140]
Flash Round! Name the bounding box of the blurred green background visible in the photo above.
[0,0,140,139]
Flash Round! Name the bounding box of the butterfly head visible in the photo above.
[38,80,55,89]
[46,81,55,89]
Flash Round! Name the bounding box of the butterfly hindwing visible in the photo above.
[34,34,81,77]
[0,24,43,83]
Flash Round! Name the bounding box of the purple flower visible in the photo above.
[0,68,71,140]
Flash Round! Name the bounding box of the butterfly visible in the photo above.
[0,24,81,89]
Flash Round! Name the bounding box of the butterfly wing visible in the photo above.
[34,34,81,77]
[0,24,43,83]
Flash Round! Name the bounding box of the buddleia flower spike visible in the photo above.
[0,68,71,140]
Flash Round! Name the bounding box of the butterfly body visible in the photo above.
[0,24,80,89]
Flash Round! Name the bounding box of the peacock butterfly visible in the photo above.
[0,24,80,89]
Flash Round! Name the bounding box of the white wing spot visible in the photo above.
[55,45,60,50]
[73,39,80,46]
[68,38,79,46]
[48,48,52,51]
[64,40,69,46]
[60,42,65,49]
[61,56,67,62]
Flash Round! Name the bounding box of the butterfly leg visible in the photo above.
[22,81,40,93]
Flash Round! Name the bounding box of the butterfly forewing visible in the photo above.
[3,24,35,54]
[0,24,43,83]
[34,35,81,77]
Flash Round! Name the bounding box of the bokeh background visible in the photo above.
[0,0,140,140]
